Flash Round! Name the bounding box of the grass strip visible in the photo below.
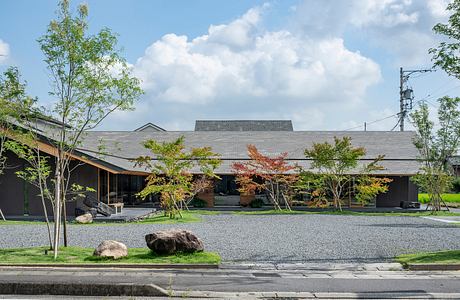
[418,193,460,203]
[0,246,220,265]
[396,250,460,266]
[135,210,219,224]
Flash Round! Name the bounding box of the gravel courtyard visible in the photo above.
[1,214,460,263]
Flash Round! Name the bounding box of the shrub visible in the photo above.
[250,198,264,208]
[451,177,460,193]
[190,197,207,208]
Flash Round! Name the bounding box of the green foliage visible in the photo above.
[355,176,392,206]
[430,0,460,80]
[249,198,265,208]
[300,136,390,210]
[135,136,221,219]
[410,98,460,211]
[38,0,143,136]
[0,67,36,175]
[190,197,207,208]
[425,2,460,210]
[451,178,460,193]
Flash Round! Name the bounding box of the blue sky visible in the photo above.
[0,0,458,131]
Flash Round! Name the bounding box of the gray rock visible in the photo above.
[93,240,128,259]
[75,213,93,224]
[145,229,204,255]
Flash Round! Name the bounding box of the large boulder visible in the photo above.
[145,229,204,255]
[75,213,93,224]
[93,240,128,259]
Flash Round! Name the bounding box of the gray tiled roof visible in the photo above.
[195,120,293,131]
[134,123,166,132]
[78,131,420,175]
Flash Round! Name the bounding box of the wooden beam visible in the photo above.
[97,168,100,203]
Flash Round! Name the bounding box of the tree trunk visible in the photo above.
[37,152,53,250]
[62,198,68,247]
[52,167,61,259]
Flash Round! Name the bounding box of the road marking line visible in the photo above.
[422,216,460,223]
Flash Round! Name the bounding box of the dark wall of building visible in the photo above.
[0,151,98,217]
[376,176,418,207]
[0,151,26,215]
[67,162,98,215]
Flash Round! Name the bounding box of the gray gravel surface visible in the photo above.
[1,214,460,263]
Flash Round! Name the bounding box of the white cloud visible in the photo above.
[117,5,381,131]
[102,1,452,131]
[0,39,9,64]
[293,0,451,66]
[427,0,451,18]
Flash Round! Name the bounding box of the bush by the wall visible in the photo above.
[452,178,460,193]
[190,197,207,208]
[250,198,264,208]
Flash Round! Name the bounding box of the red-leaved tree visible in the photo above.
[232,145,298,210]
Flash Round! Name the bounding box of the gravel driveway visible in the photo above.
[1,214,460,263]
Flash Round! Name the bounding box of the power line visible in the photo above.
[342,113,398,131]
[390,119,400,131]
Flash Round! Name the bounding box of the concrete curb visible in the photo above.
[0,263,218,269]
[406,263,460,271]
[175,291,460,299]
[0,282,168,297]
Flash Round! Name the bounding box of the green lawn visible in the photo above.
[0,246,220,265]
[136,210,219,224]
[418,193,460,203]
[396,250,460,266]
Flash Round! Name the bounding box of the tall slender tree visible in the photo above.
[430,0,460,80]
[38,0,142,258]
[410,98,460,211]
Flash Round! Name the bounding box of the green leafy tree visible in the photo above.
[38,0,142,258]
[430,0,460,80]
[135,136,221,219]
[301,136,390,210]
[410,98,460,211]
[0,67,35,176]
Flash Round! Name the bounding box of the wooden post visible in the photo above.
[107,171,110,205]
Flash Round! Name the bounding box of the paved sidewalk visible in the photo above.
[0,263,459,298]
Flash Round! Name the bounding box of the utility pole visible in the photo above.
[398,67,434,131]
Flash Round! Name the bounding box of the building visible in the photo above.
[0,120,420,216]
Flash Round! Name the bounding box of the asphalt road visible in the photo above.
[1,214,460,263]
[0,265,459,297]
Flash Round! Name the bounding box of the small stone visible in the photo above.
[75,213,93,224]
[145,229,204,255]
[93,240,128,259]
